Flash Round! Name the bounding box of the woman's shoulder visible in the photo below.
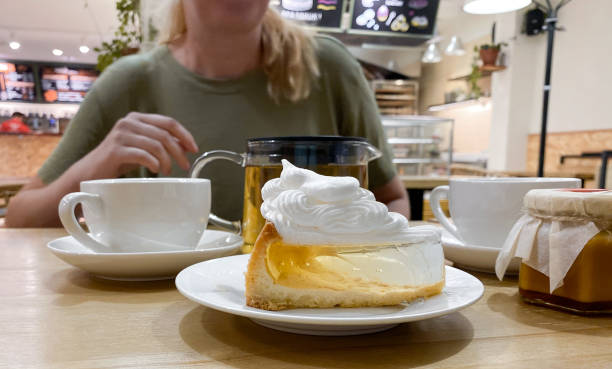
[88,46,168,108]
[94,46,166,89]
[315,36,360,69]
[314,35,362,81]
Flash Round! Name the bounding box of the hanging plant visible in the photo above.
[93,0,142,72]
[467,46,483,98]
[468,64,482,99]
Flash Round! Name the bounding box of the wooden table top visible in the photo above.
[401,176,450,189]
[2,228,611,368]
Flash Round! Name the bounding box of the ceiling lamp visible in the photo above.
[79,45,90,54]
[9,41,20,50]
[445,36,465,56]
[52,49,64,56]
[422,42,442,63]
[463,0,532,14]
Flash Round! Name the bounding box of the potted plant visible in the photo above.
[475,43,507,66]
[468,64,482,98]
[93,0,142,72]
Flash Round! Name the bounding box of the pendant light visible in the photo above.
[445,36,465,55]
[463,0,532,14]
[8,32,20,50]
[422,42,442,63]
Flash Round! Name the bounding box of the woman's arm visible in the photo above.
[372,175,410,219]
[6,113,198,228]
[7,172,87,228]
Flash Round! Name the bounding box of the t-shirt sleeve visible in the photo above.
[316,36,397,190]
[38,56,147,184]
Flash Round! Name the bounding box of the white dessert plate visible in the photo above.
[439,227,520,274]
[47,230,242,281]
[175,254,484,336]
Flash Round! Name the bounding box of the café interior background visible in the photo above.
[0,0,610,189]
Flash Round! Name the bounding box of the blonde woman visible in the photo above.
[6,1,410,227]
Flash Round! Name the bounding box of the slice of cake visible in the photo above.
[245,160,445,311]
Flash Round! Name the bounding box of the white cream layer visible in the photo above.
[260,160,440,246]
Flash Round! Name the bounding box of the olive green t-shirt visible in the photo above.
[39,35,396,220]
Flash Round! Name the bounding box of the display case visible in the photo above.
[381,115,454,176]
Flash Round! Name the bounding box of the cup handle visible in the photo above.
[190,150,245,234]
[58,192,109,253]
[430,185,463,242]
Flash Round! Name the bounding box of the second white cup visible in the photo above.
[430,177,580,248]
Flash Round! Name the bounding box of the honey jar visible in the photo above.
[496,189,612,314]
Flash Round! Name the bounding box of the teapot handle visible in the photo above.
[190,150,245,234]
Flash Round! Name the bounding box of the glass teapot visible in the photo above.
[190,136,382,253]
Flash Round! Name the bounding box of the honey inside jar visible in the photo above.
[519,230,612,313]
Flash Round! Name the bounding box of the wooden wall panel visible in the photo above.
[0,135,62,177]
[527,129,612,187]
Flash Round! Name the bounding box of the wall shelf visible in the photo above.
[0,101,78,116]
[372,80,419,115]
[448,65,507,81]
[388,137,440,145]
[427,97,491,112]
[392,158,448,164]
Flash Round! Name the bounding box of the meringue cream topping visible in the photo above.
[261,160,439,246]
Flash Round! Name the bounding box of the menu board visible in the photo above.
[271,0,344,29]
[0,62,36,101]
[350,0,439,36]
[40,66,98,103]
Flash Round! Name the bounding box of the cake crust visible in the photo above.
[245,222,445,311]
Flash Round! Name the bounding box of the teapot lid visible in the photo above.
[248,136,367,143]
[246,136,381,165]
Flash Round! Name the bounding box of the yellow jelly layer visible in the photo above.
[264,240,439,292]
[519,230,612,304]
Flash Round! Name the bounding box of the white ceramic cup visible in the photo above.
[59,178,211,253]
[430,177,580,248]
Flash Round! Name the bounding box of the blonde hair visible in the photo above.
[157,1,319,103]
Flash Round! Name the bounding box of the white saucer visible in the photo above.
[175,254,484,336]
[47,230,242,281]
[439,228,520,274]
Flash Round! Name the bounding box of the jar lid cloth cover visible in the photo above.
[496,189,612,291]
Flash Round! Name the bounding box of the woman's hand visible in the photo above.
[83,112,199,179]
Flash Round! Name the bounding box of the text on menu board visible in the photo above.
[40,66,98,103]
[271,0,344,29]
[350,0,439,35]
[0,62,36,102]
